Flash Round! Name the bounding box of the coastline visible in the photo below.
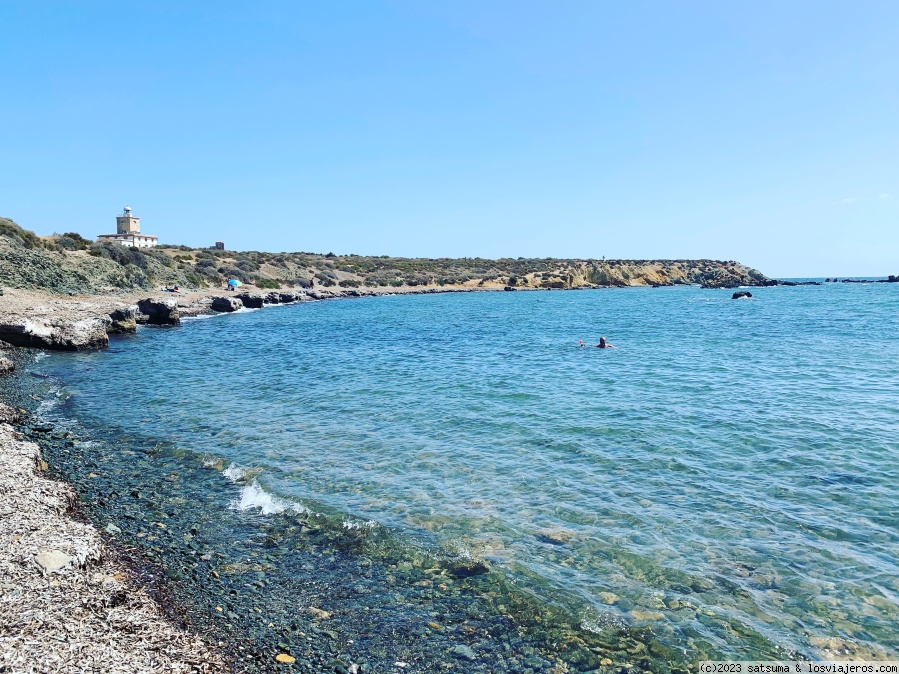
[0,414,224,672]
[0,283,692,673]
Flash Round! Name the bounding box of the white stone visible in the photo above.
[35,550,72,574]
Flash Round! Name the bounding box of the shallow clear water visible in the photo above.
[34,284,899,660]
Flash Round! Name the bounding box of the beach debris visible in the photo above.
[275,653,296,663]
[34,549,72,574]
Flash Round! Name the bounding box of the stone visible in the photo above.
[0,356,13,374]
[35,550,72,574]
[0,403,19,424]
[136,298,180,325]
[211,296,242,313]
[503,286,516,291]
[278,291,300,304]
[309,607,331,619]
[235,293,265,309]
[732,291,752,299]
[275,654,296,664]
[0,316,110,350]
[449,645,477,660]
[107,306,138,334]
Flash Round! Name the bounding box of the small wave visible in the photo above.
[222,462,248,481]
[232,480,306,515]
[33,352,49,361]
[181,313,220,322]
[342,519,377,531]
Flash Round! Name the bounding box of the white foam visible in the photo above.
[232,480,306,515]
[222,462,248,481]
[342,519,377,531]
[181,313,221,322]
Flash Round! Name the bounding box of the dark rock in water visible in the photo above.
[0,356,13,374]
[0,402,20,423]
[236,293,265,309]
[503,286,516,291]
[278,291,300,304]
[264,292,282,304]
[107,306,138,334]
[732,291,752,299]
[137,298,180,325]
[0,316,110,350]
[211,296,242,313]
[446,561,490,578]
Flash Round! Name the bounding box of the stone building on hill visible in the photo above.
[97,206,158,248]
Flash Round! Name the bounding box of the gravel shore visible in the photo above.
[0,415,225,673]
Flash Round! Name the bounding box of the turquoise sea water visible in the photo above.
[30,284,899,663]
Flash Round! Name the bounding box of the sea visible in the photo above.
[13,281,899,672]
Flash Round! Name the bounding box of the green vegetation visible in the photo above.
[0,215,769,294]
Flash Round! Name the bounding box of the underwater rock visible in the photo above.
[136,298,180,325]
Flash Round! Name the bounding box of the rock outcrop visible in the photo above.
[136,298,180,325]
[235,293,265,309]
[211,297,242,313]
[732,291,752,299]
[0,316,110,350]
[107,306,138,334]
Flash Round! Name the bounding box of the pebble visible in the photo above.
[34,549,71,574]
[275,653,296,663]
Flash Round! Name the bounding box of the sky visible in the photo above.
[0,1,897,276]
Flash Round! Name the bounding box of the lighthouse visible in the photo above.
[97,206,159,248]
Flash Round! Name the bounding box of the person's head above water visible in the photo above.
[599,336,607,346]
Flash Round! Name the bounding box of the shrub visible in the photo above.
[255,278,281,289]
[339,279,361,288]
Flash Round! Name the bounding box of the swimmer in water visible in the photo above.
[578,340,586,348]
[595,336,616,348]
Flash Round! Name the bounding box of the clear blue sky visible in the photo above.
[1,1,897,276]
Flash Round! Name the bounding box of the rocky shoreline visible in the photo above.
[0,403,225,672]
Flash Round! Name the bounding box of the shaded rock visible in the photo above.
[107,306,138,334]
[0,402,20,423]
[449,645,477,660]
[235,293,264,309]
[0,356,13,374]
[503,286,516,291]
[136,298,180,325]
[278,291,300,304]
[0,316,110,350]
[211,296,242,313]
[35,549,72,574]
[264,291,281,304]
[446,560,490,578]
[732,291,752,299]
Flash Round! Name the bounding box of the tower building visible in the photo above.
[97,206,159,248]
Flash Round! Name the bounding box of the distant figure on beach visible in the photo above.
[595,336,616,349]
